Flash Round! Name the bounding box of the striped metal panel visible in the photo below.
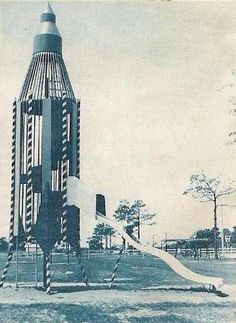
[19,52,75,101]
[61,92,68,242]
[13,101,23,236]
[69,101,78,176]
[25,93,33,241]
[10,99,17,242]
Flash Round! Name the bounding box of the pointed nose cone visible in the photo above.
[46,2,54,14]
[33,2,62,54]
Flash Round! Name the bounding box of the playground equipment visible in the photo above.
[1,3,224,294]
[67,176,224,290]
[0,3,87,294]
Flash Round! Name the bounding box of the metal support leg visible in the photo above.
[43,253,47,289]
[76,247,89,286]
[109,240,124,289]
[0,248,14,288]
[15,236,19,288]
[46,255,51,295]
[35,242,38,288]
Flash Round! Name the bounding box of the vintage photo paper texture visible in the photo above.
[0,1,235,322]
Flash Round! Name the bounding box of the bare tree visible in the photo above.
[183,172,236,259]
[221,69,236,144]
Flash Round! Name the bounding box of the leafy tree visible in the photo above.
[0,237,8,252]
[113,200,136,246]
[184,172,236,259]
[107,226,116,249]
[193,228,220,248]
[94,224,115,249]
[193,229,214,246]
[132,200,156,239]
[88,224,115,250]
[231,226,236,247]
[87,235,103,250]
[223,228,231,236]
[114,199,157,240]
[113,200,134,223]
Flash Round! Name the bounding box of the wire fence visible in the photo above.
[11,244,236,260]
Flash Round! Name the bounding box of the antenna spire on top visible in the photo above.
[46,2,54,14]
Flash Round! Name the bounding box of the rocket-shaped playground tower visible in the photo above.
[1,2,224,295]
[0,3,84,292]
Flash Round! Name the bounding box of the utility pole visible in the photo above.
[164,232,169,252]
[152,235,157,247]
[220,206,224,257]
[137,207,141,240]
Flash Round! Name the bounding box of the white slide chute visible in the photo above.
[67,176,223,289]
[96,213,223,288]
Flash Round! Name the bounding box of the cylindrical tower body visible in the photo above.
[12,4,80,246]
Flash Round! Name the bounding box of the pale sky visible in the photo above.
[0,0,236,245]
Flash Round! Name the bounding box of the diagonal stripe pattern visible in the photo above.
[109,243,124,289]
[0,100,17,288]
[46,256,51,294]
[9,99,17,248]
[61,92,68,243]
[0,251,14,288]
[25,92,33,242]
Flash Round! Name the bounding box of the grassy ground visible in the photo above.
[0,252,235,322]
[0,299,235,323]
[1,251,234,287]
